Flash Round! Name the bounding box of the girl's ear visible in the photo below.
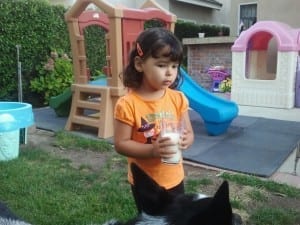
[134,56,143,72]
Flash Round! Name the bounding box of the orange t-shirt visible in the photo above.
[114,88,189,189]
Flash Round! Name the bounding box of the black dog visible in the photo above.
[104,163,242,225]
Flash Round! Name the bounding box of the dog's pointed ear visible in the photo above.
[211,180,233,224]
[214,180,230,202]
[190,181,233,225]
[189,180,233,225]
[131,163,172,215]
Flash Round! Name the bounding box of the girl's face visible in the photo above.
[135,47,179,91]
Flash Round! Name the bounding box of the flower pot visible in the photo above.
[198,33,205,38]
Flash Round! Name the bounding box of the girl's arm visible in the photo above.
[114,119,178,159]
[114,119,153,158]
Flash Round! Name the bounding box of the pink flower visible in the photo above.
[44,58,55,71]
[50,51,58,59]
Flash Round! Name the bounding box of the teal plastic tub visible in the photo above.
[0,102,34,161]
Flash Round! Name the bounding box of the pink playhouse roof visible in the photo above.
[232,21,300,52]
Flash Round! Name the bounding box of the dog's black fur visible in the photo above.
[0,163,242,225]
[104,163,242,225]
[0,201,31,225]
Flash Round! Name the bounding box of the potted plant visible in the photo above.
[219,77,232,99]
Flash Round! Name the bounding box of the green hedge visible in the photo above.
[0,0,69,105]
[175,20,229,40]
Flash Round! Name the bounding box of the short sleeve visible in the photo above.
[178,91,189,115]
[114,97,135,127]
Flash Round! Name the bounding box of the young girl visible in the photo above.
[113,27,194,212]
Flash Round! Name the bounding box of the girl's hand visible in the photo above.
[152,135,178,159]
[179,129,193,150]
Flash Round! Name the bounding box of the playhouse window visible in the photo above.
[144,19,165,29]
[84,25,107,78]
[245,35,277,80]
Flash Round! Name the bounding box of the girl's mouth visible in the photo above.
[163,80,172,86]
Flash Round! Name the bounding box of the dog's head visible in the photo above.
[125,163,242,225]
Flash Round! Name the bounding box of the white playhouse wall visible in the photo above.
[231,51,297,108]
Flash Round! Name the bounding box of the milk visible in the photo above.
[161,132,181,164]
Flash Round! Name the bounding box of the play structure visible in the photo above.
[64,0,238,138]
[231,20,300,109]
[64,0,176,138]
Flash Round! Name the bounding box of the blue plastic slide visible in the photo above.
[178,67,238,135]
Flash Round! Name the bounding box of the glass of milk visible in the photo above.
[160,119,183,164]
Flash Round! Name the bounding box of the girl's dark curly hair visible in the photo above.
[122,27,183,89]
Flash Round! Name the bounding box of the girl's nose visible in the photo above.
[166,66,173,76]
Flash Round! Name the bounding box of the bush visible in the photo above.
[0,0,70,104]
[30,50,73,104]
[174,20,230,41]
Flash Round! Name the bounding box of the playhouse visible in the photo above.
[64,0,176,138]
[231,21,300,109]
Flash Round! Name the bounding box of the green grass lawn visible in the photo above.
[0,131,299,225]
[0,148,135,225]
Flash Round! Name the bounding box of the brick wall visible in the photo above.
[183,37,236,90]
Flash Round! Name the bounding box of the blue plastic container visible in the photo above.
[0,102,34,161]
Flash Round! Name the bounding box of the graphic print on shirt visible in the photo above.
[137,117,155,144]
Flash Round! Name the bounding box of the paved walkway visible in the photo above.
[238,105,300,122]
[203,93,300,188]
[237,105,300,188]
